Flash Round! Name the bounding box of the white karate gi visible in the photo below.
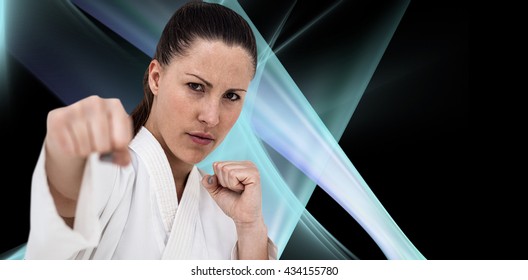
[25,127,276,260]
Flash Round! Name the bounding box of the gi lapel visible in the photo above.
[131,127,178,233]
[162,166,201,259]
[130,127,201,259]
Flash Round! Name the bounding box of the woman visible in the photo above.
[25,1,276,260]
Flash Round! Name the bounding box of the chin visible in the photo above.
[182,152,209,165]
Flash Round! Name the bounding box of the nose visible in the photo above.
[197,97,220,127]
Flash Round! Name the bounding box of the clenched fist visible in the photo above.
[201,161,263,225]
[44,95,132,216]
[45,95,132,166]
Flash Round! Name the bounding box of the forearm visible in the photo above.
[235,218,269,260]
[45,142,86,218]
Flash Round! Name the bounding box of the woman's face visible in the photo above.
[146,38,254,167]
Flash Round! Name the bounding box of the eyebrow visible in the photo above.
[185,73,247,92]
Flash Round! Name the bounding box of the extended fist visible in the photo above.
[45,95,132,166]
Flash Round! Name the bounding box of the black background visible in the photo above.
[238,0,474,260]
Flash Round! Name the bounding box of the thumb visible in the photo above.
[202,174,219,192]
[113,148,131,166]
[99,149,131,166]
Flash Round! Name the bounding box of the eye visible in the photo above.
[224,92,241,101]
[188,83,204,92]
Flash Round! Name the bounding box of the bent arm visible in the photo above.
[202,161,278,259]
[44,96,132,221]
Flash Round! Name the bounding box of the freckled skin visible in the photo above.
[145,38,254,175]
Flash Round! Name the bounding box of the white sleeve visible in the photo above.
[24,147,120,259]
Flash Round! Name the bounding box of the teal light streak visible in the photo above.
[202,0,359,258]
[272,0,343,56]
[267,0,296,50]
[0,244,26,260]
[0,0,6,95]
[0,0,4,54]
[210,0,424,259]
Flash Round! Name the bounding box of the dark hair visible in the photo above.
[130,1,257,135]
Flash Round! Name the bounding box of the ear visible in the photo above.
[148,60,162,96]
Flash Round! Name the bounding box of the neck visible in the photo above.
[144,120,192,201]
[167,153,193,201]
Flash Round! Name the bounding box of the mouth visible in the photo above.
[187,132,214,146]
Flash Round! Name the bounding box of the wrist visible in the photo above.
[235,216,266,233]
[235,217,269,260]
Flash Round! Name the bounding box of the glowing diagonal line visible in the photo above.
[220,0,424,259]
[273,0,343,55]
[0,0,6,95]
[267,0,297,50]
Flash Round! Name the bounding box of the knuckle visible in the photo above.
[87,94,101,100]
[86,96,106,112]
[220,164,229,174]
[227,168,236,178]
[85,94,102,104]
[108,98,125,111]
[47,108,72,130]
[242,160,255,168]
